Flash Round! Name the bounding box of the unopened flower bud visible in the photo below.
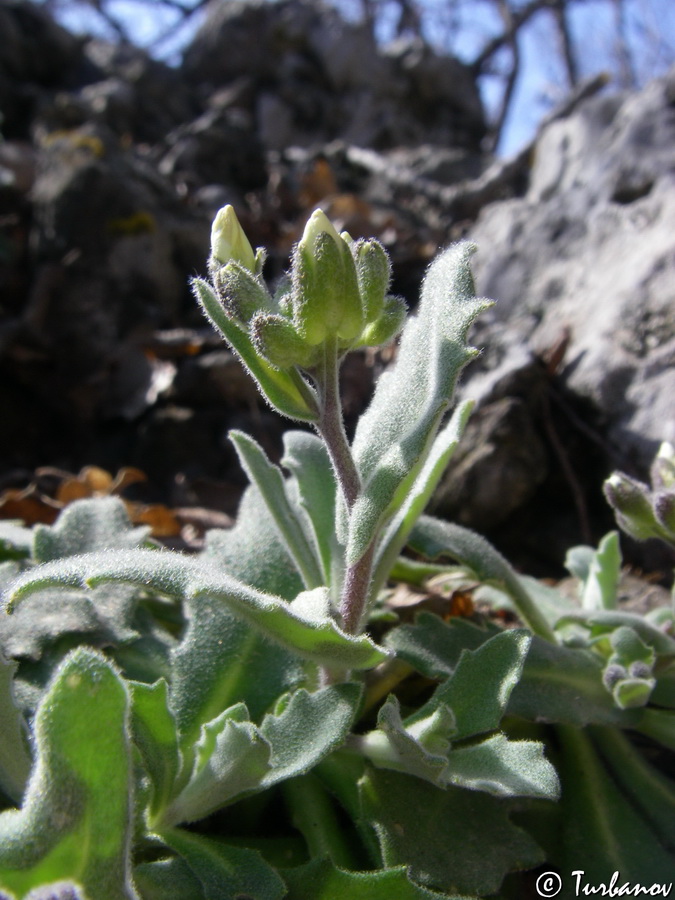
[251,313,318,370]
[651,442,675,491]
[355,295,407,348]
[653,491,675,538]
[603,473,662,541]
[210,205,256,271]
[214,262,273,325]
[292,209,363,346]
[354,239,391,322]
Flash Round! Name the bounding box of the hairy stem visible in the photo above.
[340,539,377,634]
[315,338,361,511]
[312,339,376,636]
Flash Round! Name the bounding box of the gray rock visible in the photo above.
[181,0,484,153]
[466,67,675,471]
[431,396,549,530]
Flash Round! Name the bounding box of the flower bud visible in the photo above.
[653,491,675,537]
[603,473,663,541]
[354,239,391,322]
[651,441,675,491]
[214,262,273,325]
[355,294,407,348]
[612,676,655,710]
[292,209,363,346]
[250,313,318,370]
[210,205,256,271]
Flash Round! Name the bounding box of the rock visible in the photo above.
[181,0,485,153]
[466,67,675,473]
[431,396,549,531]
[0,0,81,139]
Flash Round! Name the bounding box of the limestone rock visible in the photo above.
[467,67,675,471]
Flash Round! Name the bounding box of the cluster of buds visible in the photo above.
[208,206,406,372]
[601,625,656,709]
[604,442,675,548]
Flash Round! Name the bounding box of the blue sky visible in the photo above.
[37,0,675,156]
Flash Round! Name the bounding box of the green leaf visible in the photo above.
[556,609,675,656]
[358,768,544,897]
[0,648,138,899]
[203,483,305,599]
[0,524,33,562]
[385,612,499,679]
[357,695,450,786]
[159,829,286,900]
[345,244,491,566]
[169,592,303,762]
[408,516,557,641]
[591,725,675,853]
[134,856,205,900]
[229,431,323,589]
[409,630,531,741]
[129,680,182,822]
[32,498,150,562]
[165,684,362,825]
[509,636,641,727]
[443,734,559,799]
[192,277,319,423]
[371,401,473,599]
[0,583,140,662]
[282,858,465,900]
[0,651,31,805]
[5,550,389,670]
[576,532,622,611]
[281,432,340,585]
[162,705,272,825]
[259,683,362,785]
[554,725,675,881]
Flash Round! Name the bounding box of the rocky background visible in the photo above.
[1,0,674,577]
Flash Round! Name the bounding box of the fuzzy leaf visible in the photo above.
[385,612,499,678]
[0,651,31,805]
[591,724,675,853]
[345,244,491,565]
[555,725,675,881]
[192,278,319,423]
[281,432,341,584]
[259,683,362,786]
[0,524,32,562]
[358,768,544,897]
[557,609,675,656]
[134,856,205,900]
[282,858,464,900]
[163,705,271,825]
[509,636,641,727]
[159,830,286,900]
[229,431,323,589]
[0,648,138,899]
[371,401,473,597]
[0,583,140,662]
[33,497,150,562]
[203,483,305,599]
[408,516,557,641]
[129,680,182,822]
[169,592,303,763]
[165,684,361,824]
[408,630,531,741]
[5,550,389,670]
[358,695,450,786]
[444,734,559,799]
[579,532,622,611]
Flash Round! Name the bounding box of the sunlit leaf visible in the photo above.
[0,648,137,899]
